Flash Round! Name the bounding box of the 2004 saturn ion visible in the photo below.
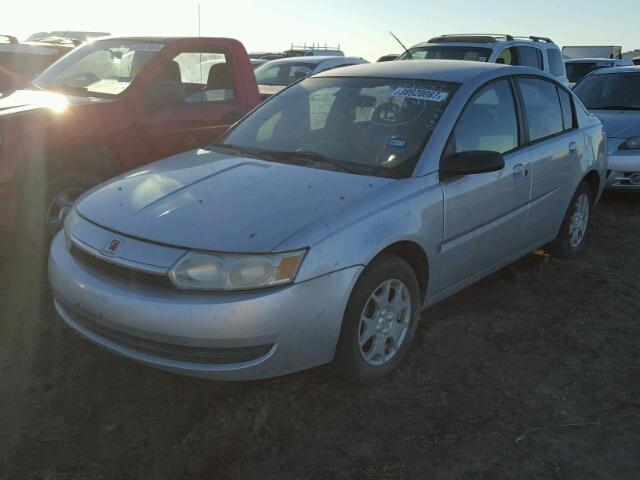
[50,61,607,382]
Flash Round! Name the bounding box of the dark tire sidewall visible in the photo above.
[336,255,421,383]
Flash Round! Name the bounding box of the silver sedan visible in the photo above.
[573,66,640,189]
[49,61,607,382]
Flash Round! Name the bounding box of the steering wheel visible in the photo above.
[371,102,401,126]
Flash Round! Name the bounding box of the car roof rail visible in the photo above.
[0,35,19,44]
[428,34,515,44]
[513,35,555,44]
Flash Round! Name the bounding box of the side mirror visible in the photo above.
[144,81,185,108]
[440,150,505,177]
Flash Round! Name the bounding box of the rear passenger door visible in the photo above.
[439,79,533,289]
[515,77,583,243]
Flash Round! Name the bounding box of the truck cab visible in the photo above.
[0,37,260,238]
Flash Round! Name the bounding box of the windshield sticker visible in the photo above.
[392,87,449,102]
[386,137,407,149]
[478,56,488,62]
[131,44,165,52]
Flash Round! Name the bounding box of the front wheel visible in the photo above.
[548,181,593,258]
[335,255,421,383]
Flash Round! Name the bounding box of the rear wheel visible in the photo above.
[548,181,593,258]
[335,255,421,383]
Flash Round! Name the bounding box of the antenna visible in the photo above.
[197,3,201,37]
[389,31,412,58]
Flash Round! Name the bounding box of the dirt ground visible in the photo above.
[0,192,638,480]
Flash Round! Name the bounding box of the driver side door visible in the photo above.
[438,79,533,289]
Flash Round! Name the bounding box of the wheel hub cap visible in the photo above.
[358,279,412,367]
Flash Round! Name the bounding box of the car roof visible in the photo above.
[314,59,548,83]
[590,66,640,75]
[263,56,362,65]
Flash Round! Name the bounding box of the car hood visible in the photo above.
[76,149,392,253]
[592,110,640,139]
[0,89,107,116]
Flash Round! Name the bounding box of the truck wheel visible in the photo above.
[335,255,421,383]
[548,181,593,259]
[19,172,101,252]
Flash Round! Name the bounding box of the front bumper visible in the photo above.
[606,149,640,190]
[49,233,363,380]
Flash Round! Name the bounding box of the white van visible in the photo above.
[562,46,622,60]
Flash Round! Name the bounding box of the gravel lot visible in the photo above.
[1,192,639,480]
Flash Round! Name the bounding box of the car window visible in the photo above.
[172,50,234,103]
[573,72,640,109]
[517,47,543,69]
[33,40,164,96]
[399,46,492,62]
[447,79,519,154]
[496,48,516,66]
[255,62,316,86]
[221,77,459,178]
[557,88,575,130]
[518,77,564,142]
[547,49,566,77]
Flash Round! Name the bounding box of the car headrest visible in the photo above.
[207,63,233,89]
[155,60,181,84]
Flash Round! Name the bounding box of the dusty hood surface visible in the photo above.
[76,149,392,253]
[593,110,640,139]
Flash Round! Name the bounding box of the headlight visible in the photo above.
[619,136,640,150]
[63,206,81,249]
[168,250,306,291]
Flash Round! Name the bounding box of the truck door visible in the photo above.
[139,42,249,161]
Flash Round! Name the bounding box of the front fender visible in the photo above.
[281,174,444,287]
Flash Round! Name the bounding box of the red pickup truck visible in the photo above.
[0,37,260,239]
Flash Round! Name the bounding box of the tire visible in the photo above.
[18,171,101,254]
[335,255,421,383]
[548,181,593,259]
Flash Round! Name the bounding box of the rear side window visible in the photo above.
[518,78,564,142]
[447,79,519,154]
[547,49,566,77]
[517,46,543,70]
[557,88,575,130]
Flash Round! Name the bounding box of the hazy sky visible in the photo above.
[5,0,640,61]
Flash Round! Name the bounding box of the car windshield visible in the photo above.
[565,62,608,83]
[33,40,165,97]
[573,72,640,109]
[398,46,493,62]
[255,62,317,86]
[217,76,458,178]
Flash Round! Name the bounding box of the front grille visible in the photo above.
[70,245,175,290]
[63,303,273,365]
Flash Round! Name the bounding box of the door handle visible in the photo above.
[222,111,243,124]
[513,163,528,177]
[569,141,578,152]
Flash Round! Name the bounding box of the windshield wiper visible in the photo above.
[257,150,359,174]
[589,105,640,111]
[48,84,90,95]
[208,143,271,161]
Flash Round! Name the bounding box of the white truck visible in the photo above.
[562,45,622,60]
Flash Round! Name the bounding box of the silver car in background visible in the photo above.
[573,66,640,189]
[49,61,606,382]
